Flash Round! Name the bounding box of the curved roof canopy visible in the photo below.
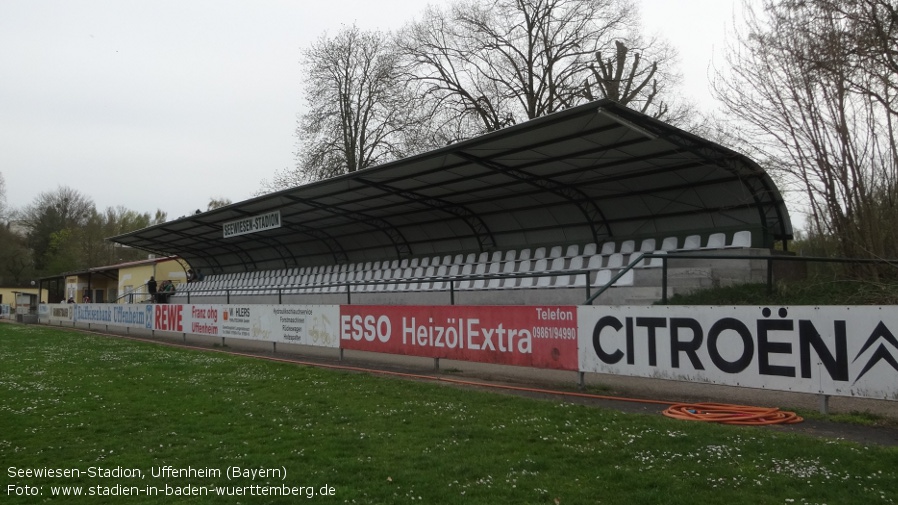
[110,100,792,274]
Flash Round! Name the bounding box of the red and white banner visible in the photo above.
[340,305,578,370]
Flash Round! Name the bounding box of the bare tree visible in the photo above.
[398,0,667,135]
[582,38,685,122]
[19,186,94,272]
[293,25,423,183]
[812,0,898,118]
[713,0,898,267]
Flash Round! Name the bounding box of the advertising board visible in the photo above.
[340,305,578,370]
[578,306,898,399]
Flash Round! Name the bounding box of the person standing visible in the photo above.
[147,276,158,303]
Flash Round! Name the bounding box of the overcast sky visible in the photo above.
[0,0,740,221]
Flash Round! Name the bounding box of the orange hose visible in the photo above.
[62,326,802,426]
[662,402,803,425]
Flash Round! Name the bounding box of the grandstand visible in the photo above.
[110,99,792,305]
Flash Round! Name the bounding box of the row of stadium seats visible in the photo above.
[174,231,751,298]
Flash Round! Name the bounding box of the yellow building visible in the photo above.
[57,256,189,303]
[0,287,48,309]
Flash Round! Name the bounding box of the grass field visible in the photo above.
[1,323,896,504]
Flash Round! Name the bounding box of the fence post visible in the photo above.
[818,394,830,415]
[661,256,668,304]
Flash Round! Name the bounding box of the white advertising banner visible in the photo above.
[183,304,340,348]
[578,306,898,400]
[43,303,74,324]
[71,303,155,330]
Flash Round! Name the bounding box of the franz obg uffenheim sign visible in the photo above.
[222,211,282,238]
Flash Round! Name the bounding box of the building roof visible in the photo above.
[109,99,792,274]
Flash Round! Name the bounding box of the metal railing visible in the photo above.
[584,252,898,305]
[172,269,598,306]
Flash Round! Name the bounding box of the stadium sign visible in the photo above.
[578,306,898,400]
[222,210,281,238]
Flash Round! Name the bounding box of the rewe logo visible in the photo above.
[852,322,898,383]
[154,305,183,332]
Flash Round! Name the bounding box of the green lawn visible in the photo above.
[1,323,896,504]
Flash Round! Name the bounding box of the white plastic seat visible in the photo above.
[661,236,678,251]
[620,240,636,255]
[501,260,517,275]
[606,253,624,269]
[456,264,474,290]
[516,268,535,289]
[549,257,565,271]
[632,238,658,267]
[643,250,666,268]
[486,261,503,289]
[592,269,612,287]
[586,255,604,270]
[571,269,588,288]
[582,243,597,256]
[513,259,535,289]
[528,258,550,288]
[705,233,726,249]
[536,273,554,288]
[504,250,517,262]
[431,266,448,291]
[730,230,752,248]
[549,245,563,258]
[613,269,635,286]
[501,275,518,289]
[471,264,488,289]
[518,248,532,261]
[682,235,702,250]
[533,247,547,260]
[565,244,579,257]
[553,256,574,287]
